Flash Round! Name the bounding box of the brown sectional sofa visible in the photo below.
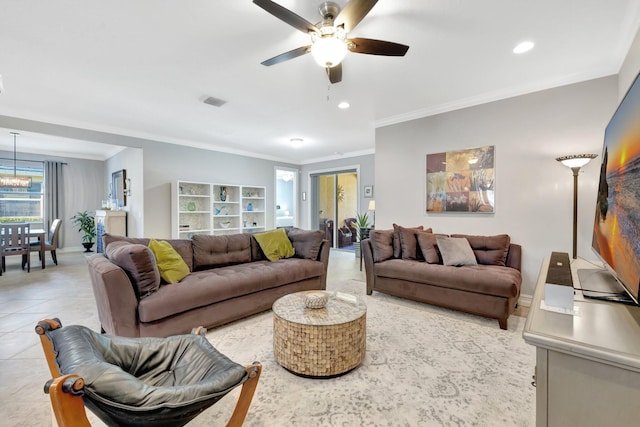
[87,229,329,338]
[362,227,522,329]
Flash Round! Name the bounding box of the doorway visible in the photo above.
[311,171,358,250]
[275,167,297,229]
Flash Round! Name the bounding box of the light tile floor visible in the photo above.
[0,249,365,426]
[0,248,527,425]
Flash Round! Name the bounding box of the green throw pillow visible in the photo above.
[148,239,190,284]
[254,228,295,261]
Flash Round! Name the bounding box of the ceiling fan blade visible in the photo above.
[335,0,378,32]
[327,64,343,84]
[253,0,317,34]
[348,38,409,56]
[261,46,311,66]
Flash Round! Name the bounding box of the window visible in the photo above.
[0,162,44,224]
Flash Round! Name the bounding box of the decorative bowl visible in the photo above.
[304,291,328,309]
[219,221,232,228]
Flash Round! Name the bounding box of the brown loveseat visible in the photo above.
[362,226,522,329]
[87,229,329,338]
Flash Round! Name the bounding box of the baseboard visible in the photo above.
[518,294,533,308]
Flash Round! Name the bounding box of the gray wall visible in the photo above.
[300,153,375,229]
[375,76,619,299]
[0,149,104,250]
[0,116,299,240]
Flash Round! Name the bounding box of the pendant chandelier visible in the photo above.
[0,132,32,188]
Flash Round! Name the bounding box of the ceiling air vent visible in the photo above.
[203,96,226,107]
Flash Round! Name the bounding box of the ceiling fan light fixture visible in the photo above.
[311,29,347,68]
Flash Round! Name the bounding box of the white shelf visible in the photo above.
[172,181,267,237]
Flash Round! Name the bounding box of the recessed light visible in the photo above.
[338,101,350,109]
[290,138,304,148]
[513,41,534,54]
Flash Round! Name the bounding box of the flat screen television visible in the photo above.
[579,71,640,305]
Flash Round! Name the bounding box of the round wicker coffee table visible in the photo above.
[272,291,366,377]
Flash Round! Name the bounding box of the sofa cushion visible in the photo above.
[416,232,443,264]
[102,233,194,271]
[393,224,430,258]
[105,241,161,298]
[253,228,295,261]
[138,258,324,322]
[149,239,190,284]
[451,234,511,266]
[192,234,252,270]
[287,228,324,260]
[369,229,394,262]
[398,226,435,260]
[436,236,478,266]
[373,259,521,298]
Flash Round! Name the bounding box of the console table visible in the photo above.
[523,257,640,427]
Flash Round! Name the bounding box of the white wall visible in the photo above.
[105,147,144,237]
[375,76,619,299]
[619,26,640,98]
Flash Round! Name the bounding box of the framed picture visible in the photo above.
[426,145,495,213]
[364,185,373,198]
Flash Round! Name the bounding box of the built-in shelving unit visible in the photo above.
[241,186,266,234]
[212,184,241,235]
[172,181,212,238]
[172,181,266,238]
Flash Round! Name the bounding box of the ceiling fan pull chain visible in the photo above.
[326,67,331,101]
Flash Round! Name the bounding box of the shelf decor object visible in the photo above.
[426,145,495,213]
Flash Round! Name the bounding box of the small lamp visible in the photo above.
[368,200,376,226]
[556,154,598,259]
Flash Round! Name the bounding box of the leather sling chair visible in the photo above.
[36,319,261,427]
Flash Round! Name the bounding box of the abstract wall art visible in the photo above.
[426,145,495,213]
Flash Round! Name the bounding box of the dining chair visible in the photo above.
[0,223,31,273]
[30,219,62,265]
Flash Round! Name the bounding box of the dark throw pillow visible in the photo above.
[369,229,394,262]
[106,241,161,298]
[451,234,511,266]
[287,228,325,260]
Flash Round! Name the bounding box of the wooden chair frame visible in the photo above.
[36,319,262,427]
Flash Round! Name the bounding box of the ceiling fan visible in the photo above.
[253,0,409,84]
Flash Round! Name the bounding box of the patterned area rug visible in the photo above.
[196,279,536,426]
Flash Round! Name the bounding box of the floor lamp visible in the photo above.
[556,154,598,259]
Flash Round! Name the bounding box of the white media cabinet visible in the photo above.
[523,257,640,426]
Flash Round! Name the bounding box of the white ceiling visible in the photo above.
[1,0,639,164]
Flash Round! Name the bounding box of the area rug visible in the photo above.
[194,279,536,426]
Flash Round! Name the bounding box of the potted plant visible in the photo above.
[353,211,370,258]
[71,210,96,252]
